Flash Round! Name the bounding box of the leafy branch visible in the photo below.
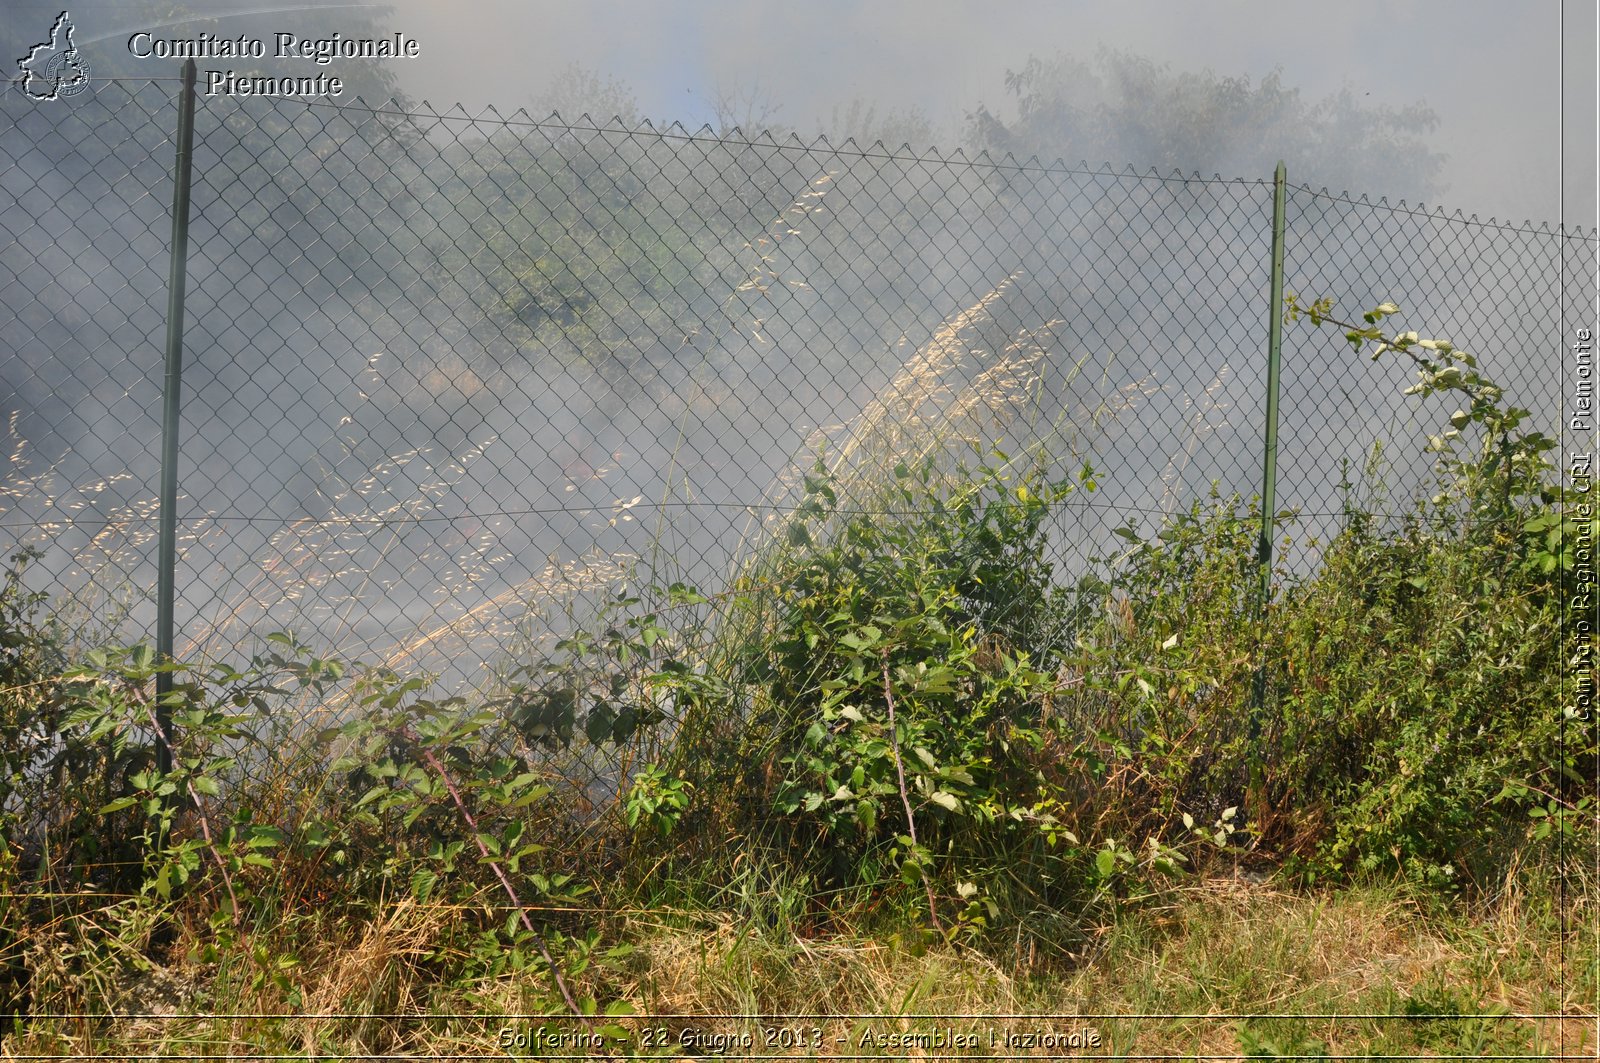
[391,721,589,1025]
[1285,296,1556,530]
[135,684,240,925]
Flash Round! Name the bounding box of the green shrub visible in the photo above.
[0,549,157,890]
[1269,502,1568,885]
[1262,299,1586,885]
[729,455,1085,917]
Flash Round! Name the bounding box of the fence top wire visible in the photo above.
[288,95,1286,183]
[14,78,1597,240]
[228,89,1599,244]
[1291,183,1600,240]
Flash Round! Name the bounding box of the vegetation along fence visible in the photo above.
[2,70,1594,790]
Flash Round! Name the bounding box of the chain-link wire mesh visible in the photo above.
[1279,188,1593,549]
[2,81,179,647]
[3,80,1594,783]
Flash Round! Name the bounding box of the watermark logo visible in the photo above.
[16,11,92,101]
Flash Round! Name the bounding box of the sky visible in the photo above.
[12,0,1597,229]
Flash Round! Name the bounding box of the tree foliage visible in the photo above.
[529,64,643,125]
[823,99,937,149]
[967,48,1447,199]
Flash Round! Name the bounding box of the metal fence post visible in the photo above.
[1249,161,1287,789]
[155,59,198,774]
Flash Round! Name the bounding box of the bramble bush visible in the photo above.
[1043,300,1589,890]
[620,447,1212,939]
[751,454,1084,922]
[1265,298,1588,885]
[0,615,628,1026]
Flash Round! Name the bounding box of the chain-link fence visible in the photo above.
[3,78,1594,716]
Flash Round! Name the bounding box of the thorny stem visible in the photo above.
[881,655,942,932]
[1318,314,1503,417]
[1320,312,1522,522]
[136,687,240,927]
[1317,315,1438,371]
[400,726,591,1026]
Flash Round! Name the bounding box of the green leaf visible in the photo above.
[1095,848,1115,877]
[244,825,286,848]
[584,701,616,745]
[928,790,960,811]
[353,783,389,810]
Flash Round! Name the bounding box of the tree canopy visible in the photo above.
[966,48,1447,201]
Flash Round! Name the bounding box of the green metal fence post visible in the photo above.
[1249,161,1287,788]
[155,59,198,774]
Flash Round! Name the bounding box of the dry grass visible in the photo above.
[1,403,643,691]
[2,408,640,761]
[738,272,1151,572]
[1159,361,1234,518]
[5,856,1592,1059]
[731,169,839,315]
[579,874,1597,1059]
[289,898,459,1058]
[332,547,634,697]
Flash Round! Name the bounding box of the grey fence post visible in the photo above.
[1249,160,1287,789]
[155,59,198,774]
